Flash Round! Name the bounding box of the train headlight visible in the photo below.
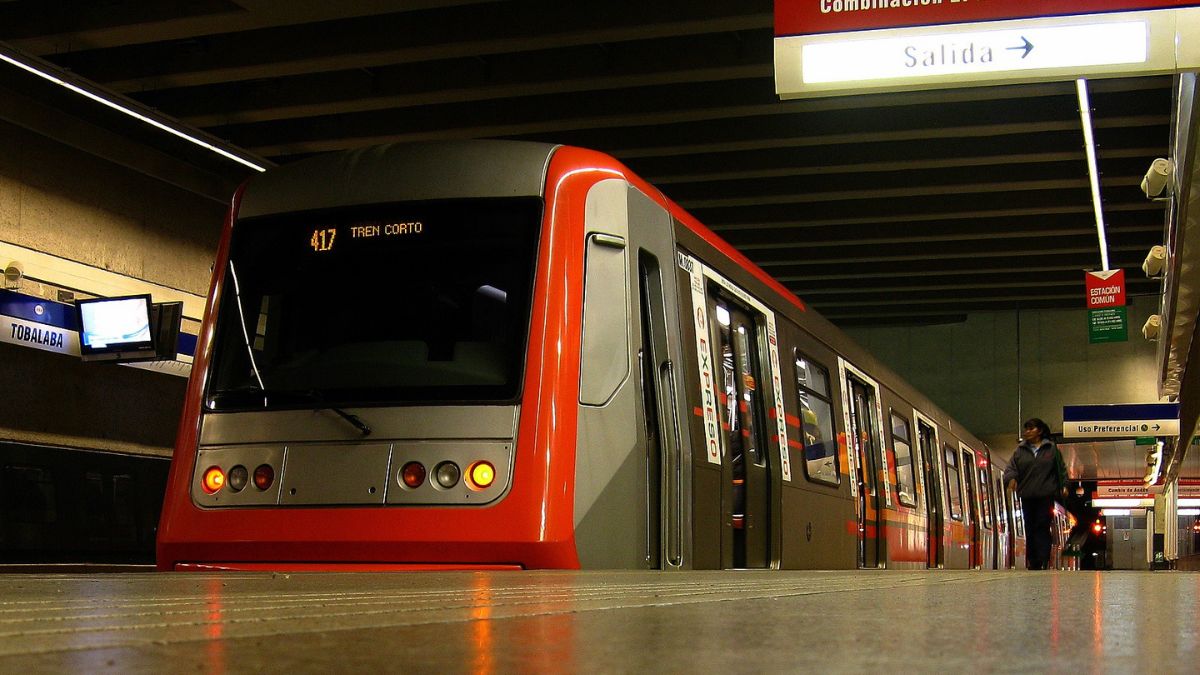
[467,461,495,490]
[227,465,248,492]
[434,461,461,489]
[400,461,426,489]
[202,466,226,494]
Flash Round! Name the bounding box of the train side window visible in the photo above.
[112,474,138,543]
[943,446,962,520]
[84,472,107,543]
[579,233,630,406]
[793,351,838,485]
[2,465,57,525]
[889,412,916,508]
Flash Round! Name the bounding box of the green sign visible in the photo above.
[1136,436,1157,446]
[1088,306,1128,343]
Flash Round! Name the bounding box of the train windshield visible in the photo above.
[205,197,542,410]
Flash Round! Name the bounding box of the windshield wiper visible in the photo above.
[325,407,372,437]
[227,260,269,407]
[208,388,372,436]
[266,389,373,437]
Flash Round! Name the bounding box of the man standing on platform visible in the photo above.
[1004,418,1068,570]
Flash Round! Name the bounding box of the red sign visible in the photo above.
[1085,269,1126,309]
[775,0,1200,37]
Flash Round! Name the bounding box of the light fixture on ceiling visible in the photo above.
[3,260,23,290]
[1076,78,1109,272]
[0,44,268,173]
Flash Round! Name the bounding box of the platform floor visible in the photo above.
[0,569,1196,673]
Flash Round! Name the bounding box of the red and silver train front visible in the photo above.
[157,141,585,570]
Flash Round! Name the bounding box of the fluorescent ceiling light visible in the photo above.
[1178,508,1200,516]
[1076,79,1110,271]
[0,47,267,173]
[1092,498,1152,508]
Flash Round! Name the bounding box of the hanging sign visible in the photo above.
[1085,269,1125,308]
[1085,270,1127,343]
[775,0,1200,38]
[774,4,1200,97]
[1062,403,1179,438]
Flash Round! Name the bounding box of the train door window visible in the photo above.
[961,449,978,524]
[794,352,837,485]
[1013,495,1025,537]
[711,293,771,568]
[845,369,884,569]
[994,478,1006,529]
[890,412,916,507]
[978,466,993,529]
[2,465,57,524]
[943,446,962,520]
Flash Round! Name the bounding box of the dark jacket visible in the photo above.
[1002,439,1066,499]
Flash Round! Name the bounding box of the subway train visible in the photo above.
[157,141,1034,571]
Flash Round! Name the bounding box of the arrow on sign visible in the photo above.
[1007,37,1034,59]
[1153,424,1161,431]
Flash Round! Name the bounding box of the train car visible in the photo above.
[157,141,1024,571]
[1,441,168,563]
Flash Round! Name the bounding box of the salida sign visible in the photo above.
[775,0,1200,37]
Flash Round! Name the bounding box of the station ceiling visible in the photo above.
[0,0,1173,327]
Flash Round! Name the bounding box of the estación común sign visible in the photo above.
[774,0,1200,97]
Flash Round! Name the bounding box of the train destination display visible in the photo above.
[309,221,425,253]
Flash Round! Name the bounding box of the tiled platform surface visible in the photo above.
[0,569,1196,673]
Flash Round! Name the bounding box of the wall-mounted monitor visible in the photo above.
[76,294,157,363]
[150,301,183,360]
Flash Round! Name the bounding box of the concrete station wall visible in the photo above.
[0,120,225,456]
[845,295,1161,457]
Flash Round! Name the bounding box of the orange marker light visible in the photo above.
[202,466,226,494]
[468,461,495,490]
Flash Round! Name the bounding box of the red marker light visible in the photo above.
[401,462,426,489]
[253,464,275,490]
[202,466,225,494]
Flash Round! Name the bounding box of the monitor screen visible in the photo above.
[77,294,155,359]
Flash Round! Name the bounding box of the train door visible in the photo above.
[994,473,1010,568]
[916,415,943,568]
[628,189,689,569]
[942,443,967,568]
[575,180,691,569]
[842,364,887,569]
[961,446,980,568]
[977,459,996,569]
[709,293,772,568]
[638,253,678,568]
